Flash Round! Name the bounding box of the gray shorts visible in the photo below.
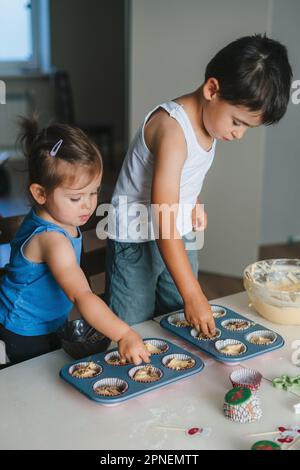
[104,235,198,325]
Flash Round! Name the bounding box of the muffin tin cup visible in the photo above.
[160,304,284,364]
[93,377,128,397]
[230,368,262,392]
[144,339,169,355]
[69,362,102,379]
[128,365,163,383]
[104,351,131,366]
[162,353,196,371]
[60,338,205,405]
[167,312,191,328]
[221,319,252,332]
[215,339,247,357]
[246,330,277,346]
[190,328,221,341]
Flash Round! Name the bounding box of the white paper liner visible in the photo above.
[93,377,128,396]
[167,312,191,327]
[221,318,252,331]
[230,368,262,391]
[215,339,247,356]
[210,305,227,318]
[162,353,196,371]
[223,393,262,423]
[190,328,221,341]
[143,339,169,355]
[104,351,131,366]
[128,365,163,383]
[246,330,277,346]
[69,361,102,379]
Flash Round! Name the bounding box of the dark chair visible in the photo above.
[52,70,114,170]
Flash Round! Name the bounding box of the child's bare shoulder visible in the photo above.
[145,108,186,154]
[23,230,72,263]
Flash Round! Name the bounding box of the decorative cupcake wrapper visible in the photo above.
[144,339,169,355]
[167,312,191,328]
[210,305,227,318]
[69,361,102,379]
[223,396,262,423]
[215,339,247,356]
[104,351,130,366]
[162,353,196,371]
[230,368,262,392]
[128,365,163,383]
[246,330,277,346]
[221,318,252,331]
[251,440,281,450]
[93,377,128,396]
[190,327,221,341]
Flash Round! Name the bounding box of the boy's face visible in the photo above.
[202,80,262,141]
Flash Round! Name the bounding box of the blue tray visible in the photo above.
[160,304,285,363]
[59,338,204,405]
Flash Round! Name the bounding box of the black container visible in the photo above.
[57,319,111,359]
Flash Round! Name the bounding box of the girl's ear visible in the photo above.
[203,77,220,101]
[29,184,47,205]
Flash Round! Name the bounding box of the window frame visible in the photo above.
[0,0,50,76]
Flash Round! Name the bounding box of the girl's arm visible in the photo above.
[148,114,215,336]
[40,232,150,364]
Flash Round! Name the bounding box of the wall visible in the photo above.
[261,0,300,245]
[129,0,271,276]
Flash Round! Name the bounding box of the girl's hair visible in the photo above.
[18,116,103,194]
[205,34,293,125]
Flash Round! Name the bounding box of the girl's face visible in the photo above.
[44,172,102,228]
[202,79,262,141]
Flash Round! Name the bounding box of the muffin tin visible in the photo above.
[159,304,284,363]
[59,338,204,405]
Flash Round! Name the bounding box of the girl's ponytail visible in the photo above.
[17,115,40,159]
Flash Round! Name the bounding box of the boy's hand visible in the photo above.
[118,329,151,365]
[184,293,216,337]
[192,203,207,231]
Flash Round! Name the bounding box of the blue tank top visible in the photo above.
[0,208,82,336]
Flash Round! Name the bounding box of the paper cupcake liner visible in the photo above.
[215,339,247,356]
[246,330,277,346]
[162,353,196,371]
[210,305,227,318]
[104,351,131,366]
[93,377,128,397]
[167,312,191,328]
[223,393,262,423]
[144,339,169,355]
[251,440,281,450]
[221,318,252,331]
[190,327,221,341]
[230,368,262,392]
[128,365,163,383]
[69,361,102,379]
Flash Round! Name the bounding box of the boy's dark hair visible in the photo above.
[205,34,293,124]
[18,116,102,194]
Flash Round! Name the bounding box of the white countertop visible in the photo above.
[1,291,300,450]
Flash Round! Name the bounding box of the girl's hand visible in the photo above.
[184,292,216,337]
[118,329,151,365]
[192,203,207,231]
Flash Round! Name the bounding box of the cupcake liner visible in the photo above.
[128,365,163,383]
[144,339,169,355]
[167,312,191,328]
[162,353,196,371]
[190,328,221,341]
[223,387,262,423]
[215,339,247,356]
[104,351,130,366]
[230,368,262,392]
[93,377,128,396]
[221,318,252,331]
[69,361,102,379]
[210,305,227,318]
[251,440,281,450]
[246,330,277,346]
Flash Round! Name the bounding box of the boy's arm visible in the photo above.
[149,116,215,336]
[40,232,150,364]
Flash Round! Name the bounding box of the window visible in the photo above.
[0,0,50,75]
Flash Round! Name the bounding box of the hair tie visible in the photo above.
[50,139,63,156]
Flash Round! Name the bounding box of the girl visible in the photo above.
[0,118,150,366]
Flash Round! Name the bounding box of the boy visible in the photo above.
[104,34,292,336]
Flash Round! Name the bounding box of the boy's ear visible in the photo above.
[29,183,47,205]
[203,78,220,101]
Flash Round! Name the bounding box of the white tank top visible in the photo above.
[110,101,216,242]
